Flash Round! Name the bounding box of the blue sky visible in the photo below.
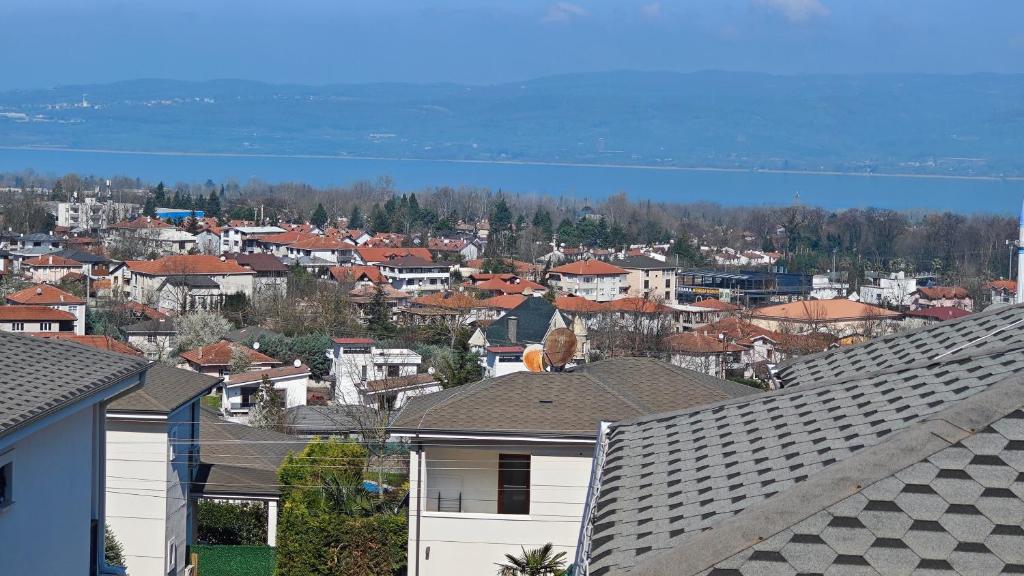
[3,0,1024,89]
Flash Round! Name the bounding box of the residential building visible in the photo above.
[228,253,289,295]
[192,407,307,547]
[282,236,353,265]
[859,270,919,309]
[123,318,178,360]
[0,305,77,333]
[984,279,1018,307]
[282,404,378,438]
[6,283,87,335]
[672,298,741,330]
[676,268,813,306]
[353,246,433,265]
[468,297,573,366]
[22,254,85,283]
[482,345,528,377]
[56,197,138,231]
[615,254,677,304]
[0,332,147,575]
[178,340,281,378]
[379,255,452,294]
[105,364,221,576]
[547,259,628,302]
[125,255,256,312]
[220,363,312,415]
[749,298,903,342]
[220,225,286,254]
[663,331,747,378]
[911,285,974,311]
[108,217,197,254]
[328,265,386,287]
[392,357,758,576]
[427,237,480,262]
[578,302,1024,576]
[29,333,142,355]
[327,338,427,407]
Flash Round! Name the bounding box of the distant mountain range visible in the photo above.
[2,71,1024,177]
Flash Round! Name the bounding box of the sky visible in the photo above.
[3,0,1024,89]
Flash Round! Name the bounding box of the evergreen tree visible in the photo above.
[310,203,328,228]
[142,196,157,217]
[532,207,553,236]
[206,190,221,217]
[250,374,284,432]
[348,205,364,229]
[369,203,389,232]
[367,286,396,339]
[153,181,166,206]
[105,524,127,571]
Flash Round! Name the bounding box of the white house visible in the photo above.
[859,271,918,309]
[379,255,452,294]
[0,305,78,333]
[220,363,312,416]
[5,283,87,335]
[105,364,221,576]
[126,255,256,313]
[123,318,178,360]
[0,332,147,576]
[546,259,628,302]
[220,226,285,254]
[327,338,429,407]
[390,357,758,576]
[284,236,353,265]
[482,345,527,377]
[22,254,86,284]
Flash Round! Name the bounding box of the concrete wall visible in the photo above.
[0,407,96,575]
[408,443,593,576]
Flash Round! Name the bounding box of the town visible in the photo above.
[3,176,1024,576]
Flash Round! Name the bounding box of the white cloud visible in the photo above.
[755,0,829,23]
[543,2,588,23]
[641,2,661,19]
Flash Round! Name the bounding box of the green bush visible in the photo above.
[197,501,268,545]
[276,503,408,576]
[192,545,275,576]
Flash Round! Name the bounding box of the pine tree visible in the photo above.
[349,205,364,229]
[310,203,328,228]
[369,203,389,232]
[143,196,157,217]
[206,190,221,217]
[249,374,284,432]
[153,181,166,206]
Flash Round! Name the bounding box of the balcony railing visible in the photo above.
[435,492,463,513]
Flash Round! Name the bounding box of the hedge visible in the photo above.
[192,545,275,576]
[197,500,268,545]
[276,504,408,576]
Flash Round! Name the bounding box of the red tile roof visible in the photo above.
[554,295,605,313]
[0,305,76,321]
[752,299,901,322]
[984,280,1017,292]
[470,278,546,294]
[549,259,627,276]
[288,236,350,250]
[112,216,174,229]
[409,291,479,310]
[466,258,535,274]
[252,230,315,245]
[6,284,86,305]
[916,286,970,300]
[663,331,747,354]
[479,294,528,310]
[227,364,310,385]
[332,337,375,345]
[485,345,525,353]
[356,247,432,263]
[30,333,142,356]
[601,297,675,314]
[117,302,169,320]
[691,299,741,311]
[907,307,972,321]
[179,340,281,367]
[127,255,254,276]
[23,255,82,268]
[329,265,385,285]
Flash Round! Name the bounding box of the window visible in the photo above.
[147,334,158,343]
[11,322,24,332]
[361,365,369,380]
[498,454,530,515]
[40,322,52,331]
[387,365,401,378]
[0,453,12,509]
[665,279,671,288]
[69,305,78,313]
[643,280,650,289]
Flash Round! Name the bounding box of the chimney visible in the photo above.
[508,315,518,344]
[1018,198,1024,304]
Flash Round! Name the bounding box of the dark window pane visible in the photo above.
[498,454,530,515]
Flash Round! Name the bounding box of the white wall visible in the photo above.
[0,407,96,575]
[408,443,593,576]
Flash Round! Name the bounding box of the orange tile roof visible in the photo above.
[30,333,143,356]
[549,259,627,276]
[479,294,528,310]
[251,230,315,245]
[409,291,479,310]
[984,280,1017,292]
[329,265,385,285]
[126,255,254,276]
[751,299,901,322]
[691,299,741,312]
[6,283,86,305]
[23,255,82,268]
[0,305,76,321]
[601,297,674,314]
[117,302,169,320]
[112,216,174,229]
[916,286,970,300]
[356,247,432,263]
[179,340,282,367]
[287,236,350,250]
[227,364,310,385]
[554,295,605,313]
[470,278,546,294]
[701,316,779,344]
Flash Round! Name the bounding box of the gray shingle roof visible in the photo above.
[283,404,383,436]
[392,357,758,437]
[612,255,675,270]
[123,318,177,334]
[0,332,149,438]
[194,407,307,498]
[485,296,565,345]
[774,304,1024,388]
[581,311,1024,575]
[108,363,220,414]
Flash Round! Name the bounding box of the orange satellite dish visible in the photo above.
[543,328,577,369]
[523,344,545,372]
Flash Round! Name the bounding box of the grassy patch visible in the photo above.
[201,394,222,410]
[192,545,275,576]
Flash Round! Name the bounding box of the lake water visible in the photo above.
[0,147,1021,213]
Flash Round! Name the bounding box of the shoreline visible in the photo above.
[1,145,1021,184]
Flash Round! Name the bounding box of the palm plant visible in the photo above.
[496,543,568,576]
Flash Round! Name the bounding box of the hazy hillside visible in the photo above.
[2,71,1024,176]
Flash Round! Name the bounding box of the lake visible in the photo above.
[0,147,1021,213]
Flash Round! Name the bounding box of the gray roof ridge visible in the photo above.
[607,343,1024,431]
[774,302,1024,374]
[577,370,650,416]
[657,361,762,398]
[625,371,1024,576]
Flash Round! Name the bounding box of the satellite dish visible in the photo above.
[252,341,260,350]
[543,328,577,370]
[293,359,302,368]
[523,344,545,372]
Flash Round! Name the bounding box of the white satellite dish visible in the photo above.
[252,341,260,350]
[293,359,302,368]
